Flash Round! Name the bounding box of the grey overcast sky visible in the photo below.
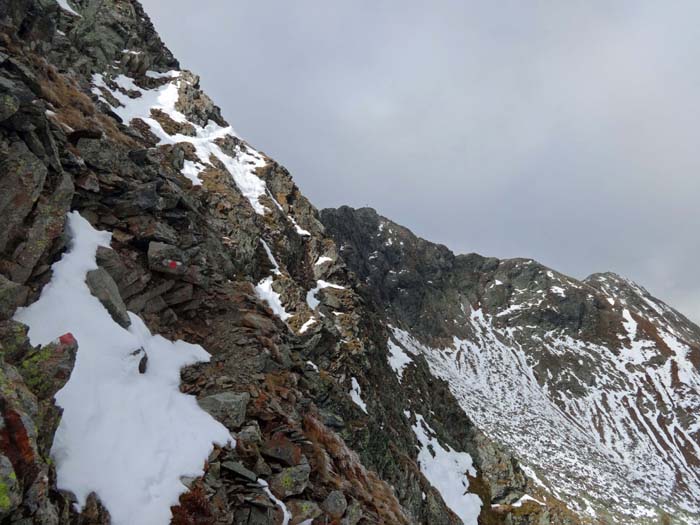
[141,0,700,322]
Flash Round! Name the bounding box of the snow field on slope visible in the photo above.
[411,414,481,524]
[14,213,231,525]
[390,303,700,521]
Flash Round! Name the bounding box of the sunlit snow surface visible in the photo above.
[14,213,231,525]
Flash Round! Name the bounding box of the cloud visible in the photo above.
[141,0,700,321]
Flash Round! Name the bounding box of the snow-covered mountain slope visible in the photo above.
[321,206,700,525]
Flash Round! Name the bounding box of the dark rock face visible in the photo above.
[321,206,700,524]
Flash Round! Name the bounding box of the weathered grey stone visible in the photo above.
[86,268,130,328]
[147,241,187,276]
[162,283,193,306]
[321,490,347,519]
[76,138,115,171]
[0,92,19,122]
[0,141,48,252]
[0,275,27,320]
[95,246,149,300]
[9,170,74,284]
[78,492,111,524]
[113,183,163,217]
[197,392,250,429]
[287,499,321,525]
[175,71,226,127]
[127,217,178,245]
[340,501,363,525]
[221,460,257,482]
[253,456,272,477]
[269,464,310,499]
[125,280,174,313]
[237,422,262,445]
[262,433,303,467]
[0,454,21,518]
[138,353,148,374]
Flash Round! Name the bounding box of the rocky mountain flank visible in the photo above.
[0,1,586,524]
[0,1,695,525]
[321,206,700,525]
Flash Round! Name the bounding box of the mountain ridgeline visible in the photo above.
[0,1,697,524]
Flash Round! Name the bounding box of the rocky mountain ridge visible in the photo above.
[321,206,700,524]
[0,1,696,524]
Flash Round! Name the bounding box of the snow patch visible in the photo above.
[387,339,413,382]
[411,414,481,524]
[306,280,345,310]
[289,216,311,236]
[255,277,291,321]
[298,317,317,334]
[14,213,230,525]
[261,240,281,275]
[56,0,81,16]
[512,494,545,507]
[315,256,333,266]
[551,286,566,297]
[349,377,368,413]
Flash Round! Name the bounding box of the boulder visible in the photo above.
[78,492,111,524]
[269,464,310,499]
[321,490,347,519]
[341,501,363,525]
[86,268,130,328]
[287,499,322,525]
[76,137,128,173]
[261,433,303,467]
[113,183,162,217]
[197,391,250,430]
[221,460,257,483]
[18,332,78,400]
[147,241,187,276]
